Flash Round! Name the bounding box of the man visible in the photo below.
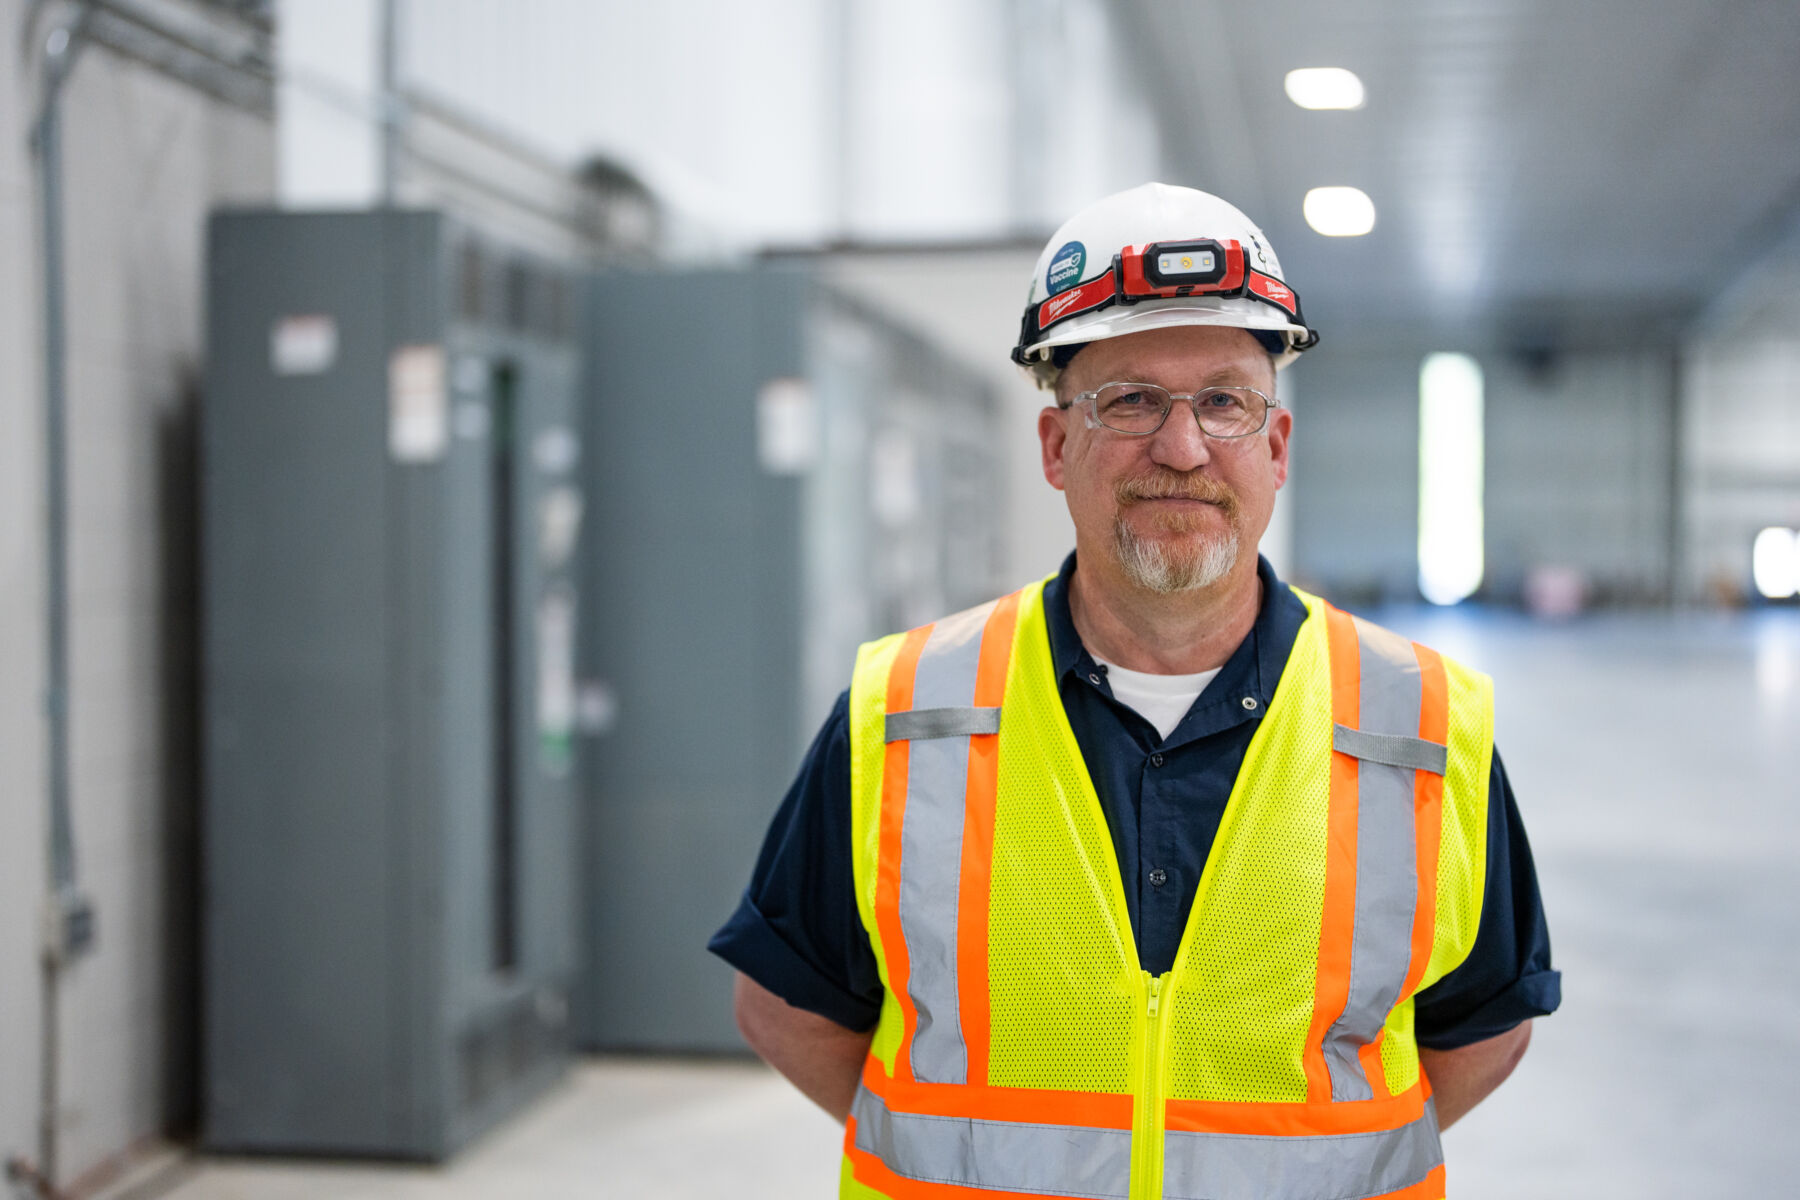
[710,183,1559,1199]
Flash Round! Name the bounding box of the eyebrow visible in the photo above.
[1098,369,1270,390]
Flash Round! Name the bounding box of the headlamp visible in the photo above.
[1013,237,1316,366]
[1142,239,1230,289]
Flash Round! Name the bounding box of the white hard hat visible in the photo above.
[1012,182,1319,387]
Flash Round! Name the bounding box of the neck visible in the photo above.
[1068,549,1263,675]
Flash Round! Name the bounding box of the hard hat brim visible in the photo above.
[1019,296,1315,382]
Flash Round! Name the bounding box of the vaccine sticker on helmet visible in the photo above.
[1045,241,1086,296]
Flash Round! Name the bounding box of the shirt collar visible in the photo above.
[1042,550,1309,713]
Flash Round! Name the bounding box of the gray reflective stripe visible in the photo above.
[1323,618,1426,1102]
[851,1083,1132,1200]
[886,706,1002,743]
[894,602,995,1085]
[852,1083,1441,1200]
[1332,725,1447,775]
[1162,1098,1443,1200]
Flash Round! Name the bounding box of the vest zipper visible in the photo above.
[1130,971,1173,1200]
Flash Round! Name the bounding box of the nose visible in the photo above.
[1148,396,1214,472]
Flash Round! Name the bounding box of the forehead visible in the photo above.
[1065,326,1274,390]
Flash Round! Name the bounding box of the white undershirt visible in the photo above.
[1091,656,1222,741]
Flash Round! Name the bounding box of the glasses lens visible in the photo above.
[1094,384,1172,433]
[1194,388,1267,438]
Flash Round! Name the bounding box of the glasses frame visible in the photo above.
[1064,382,1279,439]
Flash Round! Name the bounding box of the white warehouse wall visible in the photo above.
[1484,349,1678,605]
[276,0,382,207]
[1288,339,1682,609]
[0,3,276,1187]
[1286,345,1422,603]
[1680,218,1800,603]
[282,0,1164,249]
[0,0,50,1169]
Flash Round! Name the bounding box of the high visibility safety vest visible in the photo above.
[841,578,1494,1200]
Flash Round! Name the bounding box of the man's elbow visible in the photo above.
[1496,1019,1531,1079]
[732,970,782,1062]
[1420,1019,1535,1130]
[730,971,873,1122]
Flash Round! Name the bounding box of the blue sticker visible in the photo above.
[1046,240,1086,296]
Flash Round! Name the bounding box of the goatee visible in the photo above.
[1111,469,1244,594]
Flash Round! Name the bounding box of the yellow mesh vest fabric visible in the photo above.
[845,581,1494,1117]
[1165,595,1335,1102]
[840,1156,884,1200]
[1378,995,1420,1096]
[984,586,1138,1092]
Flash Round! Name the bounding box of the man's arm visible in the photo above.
[734,971,874,1123]
[709,692,886,1118]
[1418,1020,1532,1130]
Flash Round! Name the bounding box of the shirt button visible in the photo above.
[1241,696,1259,711]
[1089,672,1102,685]
[1148,868,1168,888]
[1150,753,1164,767]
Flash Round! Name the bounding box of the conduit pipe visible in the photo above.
[7,4,274,1192]
[3,11,98,1200]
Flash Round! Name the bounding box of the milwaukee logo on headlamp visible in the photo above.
[1015,236,1313,365]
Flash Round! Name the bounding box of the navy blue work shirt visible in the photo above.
[710,553,1561,1050]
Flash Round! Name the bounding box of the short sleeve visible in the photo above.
[706,691,884,1032]
[1412,748,1562,1049]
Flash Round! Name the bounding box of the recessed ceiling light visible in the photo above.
[1284,67,1366,111]
[1303,187,1376,237]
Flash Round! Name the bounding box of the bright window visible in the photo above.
[1418,353,1485,605]
[1752,527,1799,600]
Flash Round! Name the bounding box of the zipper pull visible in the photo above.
[1146,975,1163,1019]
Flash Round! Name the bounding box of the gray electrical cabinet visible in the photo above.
[202,210,583,1159]
[577,267,1007,1052]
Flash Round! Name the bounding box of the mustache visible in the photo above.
[1114,470,1240,513]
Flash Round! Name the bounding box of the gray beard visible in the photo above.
[1113,521,1240,594]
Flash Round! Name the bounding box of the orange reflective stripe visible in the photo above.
[878,625,934,1083]
[1165,1077,1427,1137]
[1306,602,1362,1103]
[1384,1162,1447,1200]
[864,1060,1134,1129]
[1400,644,1449,1004]
[1358,1038,1391,1099]
[957,589,1021,1091]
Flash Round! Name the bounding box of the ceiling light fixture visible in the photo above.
[1284,67,1366,111]
[1303,187,1376,237]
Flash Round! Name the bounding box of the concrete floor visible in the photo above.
[123,609,1800,1198]
[122,1059,841,1200]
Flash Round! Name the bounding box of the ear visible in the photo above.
[1038,406,1071,491]
[1266,406,1293,489]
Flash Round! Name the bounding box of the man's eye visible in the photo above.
[1101,388,1162,409]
